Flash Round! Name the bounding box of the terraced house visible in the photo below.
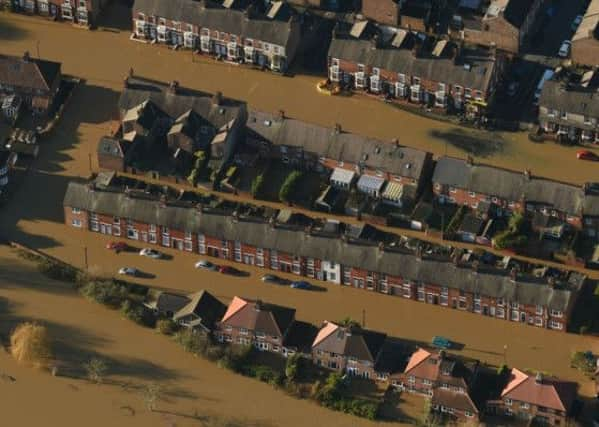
[63,180,586,332]
[396,348,480,422]
[4,0,108,26]
[245,109,433,194]
[538,71,599,145]
[328,20,503,117]
[432,156,596,235]
[571,0,599,67]
[132,0,301,73]
[0,52,61,115]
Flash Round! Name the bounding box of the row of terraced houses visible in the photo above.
[64,180,587,334]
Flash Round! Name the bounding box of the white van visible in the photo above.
[533,69,555,105]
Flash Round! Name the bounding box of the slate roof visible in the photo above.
[133,0,295,47]
[220,296,295,338]
[64,182,584,312]
[0,53,61,92]
[328,38,496,92]
[247,110,431,182]
[97,136,126,158]
[151,292,191,314]
[119,76,244,130]
[173,290,227,331]
[312,321,386,363]
[432,156,586,215]
[539,80,599,119]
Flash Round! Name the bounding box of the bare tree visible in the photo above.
[83,357,108,384]
[142,382,162,412]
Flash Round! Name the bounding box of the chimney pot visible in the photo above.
[23,51,31,62]
[212,91,223,106]
[169,80,179,94]
[334,123,342,134]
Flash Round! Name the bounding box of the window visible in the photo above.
[240,328,248,335]
[449,186,457,194]
[469,191,476,198]
[150,224,156,232]
[521,403,530,410]
[185,231,192,240]
[465,88,472,98]
[496,307,505,318]
[535,316,543,326]
[560,111,568,120]
[149,233,157,244]
[423,379,432,386]
[113,217,120,224]
[412,76,421,85]
[71,219,82,227]
[71,207,81,214]
[184,240,192,251]
[408,375,415,383]
[398,73,406,84]
[505,398,512,406]
[357,63,365,72]
[550,309,562,318]
[417,285,425,301]
[536,305,543,315]
[550,320,562,330]
[454,85,462,94]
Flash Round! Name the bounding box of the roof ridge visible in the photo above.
[221,296,248,322]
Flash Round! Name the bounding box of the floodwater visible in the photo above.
[1,12,599,184]
[0,11,598,421]
[0,246,400,426]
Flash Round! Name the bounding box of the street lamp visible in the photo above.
[503,344,508,366]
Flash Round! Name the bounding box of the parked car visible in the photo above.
[432,336,452,349]
[290,280,312,290]
[218,265,242,275]
[558,40,571,58]
[139,248,162,259]
[571,15,583,31]
[261,274,289,285]
[194,260,217,270]
[118,267,139,277]
[106,241,128,252]
[577,150,599,161]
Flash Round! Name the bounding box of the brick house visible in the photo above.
[132,0,301,73]
[395,348,480,422]
[214,296,297,355]
[486,369,578,425]
[245,109,434,195]
[6,0,108,27]
[452,0,547,55]
[64,180,586,332]
[0,52,61,115]
[538,76,599,145]
[97,74,247,180]
[311,321,387,379]
[571,0,599,67]
[328,21,504,117]
[432,156,591,233]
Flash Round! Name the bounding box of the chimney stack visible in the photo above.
[535,372,543,384]
[278,109,285,120]
[415,244,423,261]
[509,267,518,282]
[196,202,204,214]
[22,51,31,62]
[378,241,385,252]
[466,155,474,166]
[334,123,342,134]
[472,260,480,273]
[159,194,167,208]
[524,169,531,180]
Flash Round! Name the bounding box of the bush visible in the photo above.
[37,259,78,283]
[494,213,528,250]
[279,171,302,203]
[120,300,147,325]
[173,328,210,355]
[443,206,465,236]
[10,322,53,368]
[156,319,178,335]
[218,345,253,372]
[570,351,595,374]
[250,174,264,198]
[83,357,108,384]
[285,353,302,382]
[80,280,128,307]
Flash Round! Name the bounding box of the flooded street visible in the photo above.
[1,12,598,184]
[0,10,598,423]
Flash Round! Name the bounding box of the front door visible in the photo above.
[490,306,496,316]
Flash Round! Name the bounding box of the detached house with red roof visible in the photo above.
[395,348,480,422]
[311,321,387,380]
[487,368,578,425]
[215,296,297,356]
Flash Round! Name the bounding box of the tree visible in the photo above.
[285,353,301,382]
[156,319,177,335]
[279,171,302,203]
[142,382,162,412]
[10,322,53,368]
[83,357,108,384]
[250,174,264,198]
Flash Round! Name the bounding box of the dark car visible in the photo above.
[577,150,599,161]
[290,280,312,290]
[219,265,242,275]
[106,241,128,253]
[261,274,289,285]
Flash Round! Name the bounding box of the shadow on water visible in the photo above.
[0,14,30,41]
[429,128,506,158]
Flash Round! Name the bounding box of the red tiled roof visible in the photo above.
[501,369,577,412]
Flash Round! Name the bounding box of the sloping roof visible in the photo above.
[404,348,432,373]
[152,292,191,314]
[311,321,386,363]
[63,182,584,312]
[247,110,430,182]
[382,181,404,201]
[0,53,61,92]
[328,38,496,92]
[539,80,599,119]
[573,0,599,42]
[119,77,244,131]
[221,296,296,337]
[330,167,356,185]
[173,290,226,330]
[97,136,125,158]
[432,156,585,216]
[501,369,577,412]
[133,0,295,47]
[357,174,385,193]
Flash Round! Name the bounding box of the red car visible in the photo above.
[218,265,241,275]
[106,241,128,253]
[577,150,599,161]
